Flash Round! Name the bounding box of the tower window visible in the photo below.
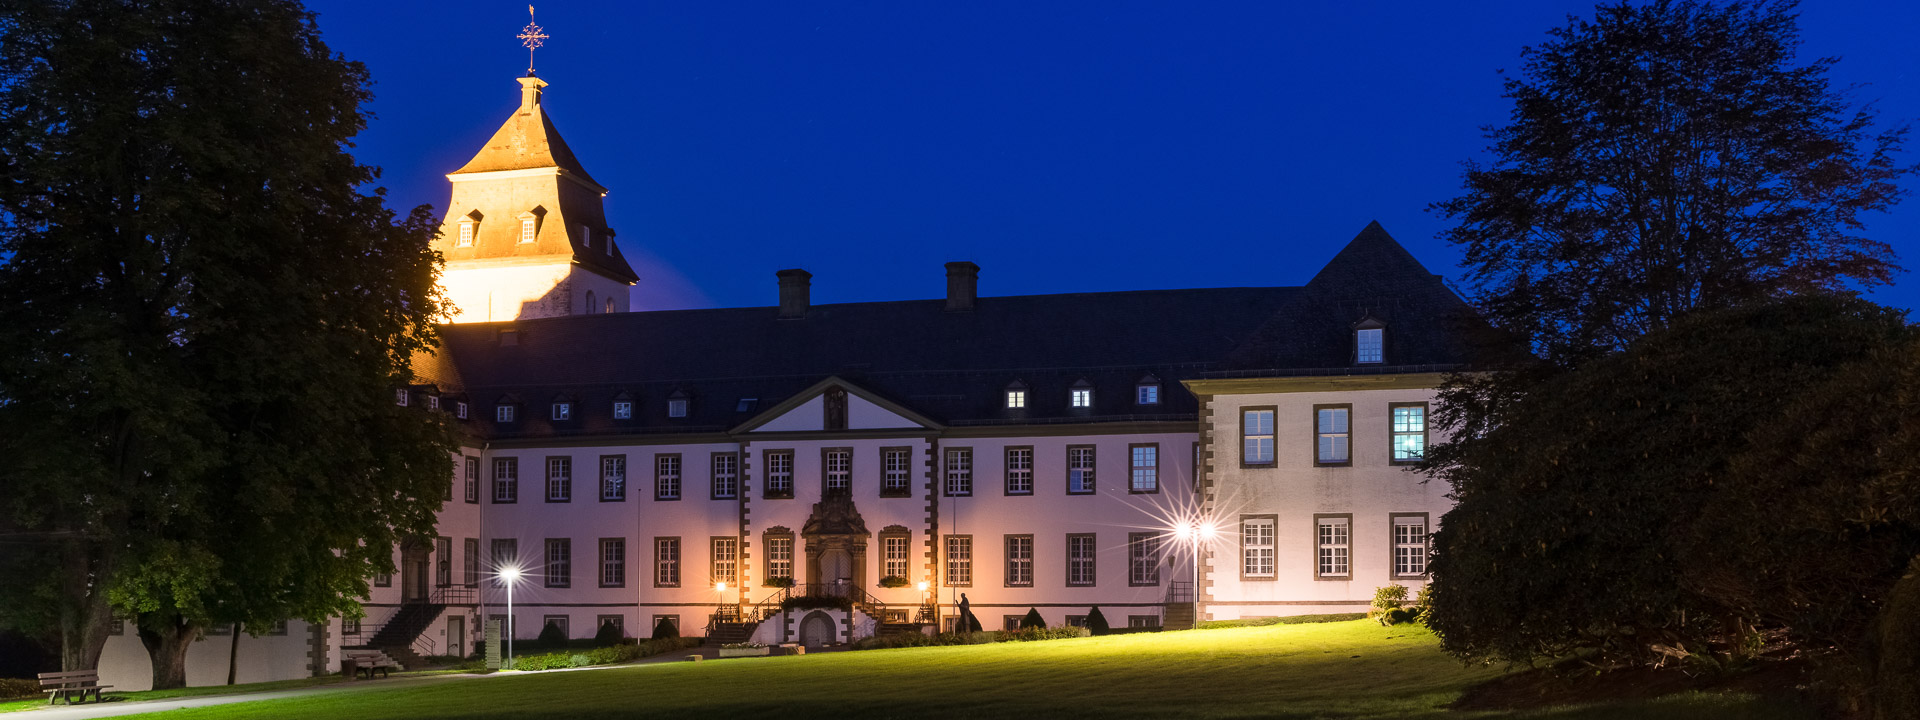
[457,222,474,247]
[585,291,596,315]
[520,218,536,243]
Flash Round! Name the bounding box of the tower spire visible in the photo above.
[518,5,548,76]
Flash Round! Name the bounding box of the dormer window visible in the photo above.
[519,218,536,243]
[667,391,689,419]
[736,398,759,413]
[457,222,475,247]
[1069,380,1093,409]
[1005,380,1028,409]
[456,402,469,420]
[1136,375,1161,405]
[613,401,632,420]
[552,402,572,421]
[496,405,516,423]
[578,224,591,249]
[427,395,440,411]
[585,291,597,315]
[395,389,409,407]
[1355,318,1385,365]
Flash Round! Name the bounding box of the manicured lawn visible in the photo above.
[106,621,1812,720]
[0,670,468,714]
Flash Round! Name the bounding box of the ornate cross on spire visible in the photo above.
[518,5,549,75]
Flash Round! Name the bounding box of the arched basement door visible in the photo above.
[799,611,836,649]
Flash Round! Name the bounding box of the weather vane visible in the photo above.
[518,5,548,75]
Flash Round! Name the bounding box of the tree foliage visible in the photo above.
[1432,0,1910,366]
[1425,296,1911,666]
[0,0,455,687]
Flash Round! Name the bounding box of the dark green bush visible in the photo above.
[511,637,700,671]
[1086,607,1110,635]
[1020,608,1045,629]
[0,678,40,699]
[650,618,678,641]
[535,620,568,648]
[1001,626,1089,642]
[877,575,910,588]
[593,619,625,645]
[851,632,939,651]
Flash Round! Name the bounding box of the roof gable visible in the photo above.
[733,377,941,434]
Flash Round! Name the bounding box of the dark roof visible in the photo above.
[425,223,1479,440]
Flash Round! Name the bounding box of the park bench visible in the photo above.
[342,649,402,679]
[38,669,112,705]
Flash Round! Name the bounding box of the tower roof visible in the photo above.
[452,75,603,190]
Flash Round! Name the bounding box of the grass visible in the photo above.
[81,621,1811,720]
[0,669,467,714]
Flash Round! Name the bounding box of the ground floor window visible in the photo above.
[946,536,973,586]
[597,615,624,639]
[1316,515,1351,578]
[541,615,569,639]
[1065,615,1089,628]
[1242,516,1275,578]
[1128,615,1159,628]
[1392,514,1429,577]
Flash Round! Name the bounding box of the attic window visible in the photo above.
[667,397,688,418]
[1006,389,1026,409]
[496,405,516,423]
[736,398,758,413]
[1069,380,1094,409]
[1356,327,1384,364]
[456,402,469,420]
[427,396,440,411]
[457,222,475,247]
[1136,376,1161,405]
[613,401,632,420]
[552,402,572,421]
[395,389,409,407]
[578,224,590,249]
[519,218,536,243]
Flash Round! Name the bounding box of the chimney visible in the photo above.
[776,268,812,319]
[945,261,979,312]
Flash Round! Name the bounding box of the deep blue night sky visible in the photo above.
[304,1,1920,314]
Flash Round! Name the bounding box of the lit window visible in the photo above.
[1242,409,1275,465]
[1357,327,1383,364]
[667,398,688,418]
[1070,388,1092,408]
[1004,447,1033,495]
[519,218,536,243]
[600,456,626,501]
[1129,445,1158,493]
[1242,517,1275,577]
[552,403,571,421]
[612,401,631,420]
[1394,515,1429,577]
[1316,406,1350,465]
[604,297,614,313]
[457,222,474,247]
[1136,384,1159,405]
[394,389,409,406]
[427,395,440,411]
[883,535,909,579]
[766,535,793,583]
[765,451,793,498]
[946,536,973,586]
[1392,404,1427,463]
[1316,517,1350,578]
[710,537,737,586]
[1005,536,1032,587]
[1006,389,1026,409]
[496,405,515,423]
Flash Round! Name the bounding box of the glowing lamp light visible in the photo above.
[915,581,929,593]
[715,581,727,592]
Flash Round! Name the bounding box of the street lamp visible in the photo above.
[1172,521,1217,617]
[498,565,523,669]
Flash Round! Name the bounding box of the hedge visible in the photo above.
[1196,613,1366,630]
[0,678,39,699]
[510,637,701,671]
[851,626,1090,651]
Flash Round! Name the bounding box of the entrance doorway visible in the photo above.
[447,616,465,658]
[799,611,836,649]
[819,549,852,595]
[401,542,430,603]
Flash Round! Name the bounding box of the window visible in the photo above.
[882,533,909,579]
[552,402,571,421]
[519,218,536,243]
[1241,517,1276,579]
[736,397,758,413]
[1357,327,1383,364]
[268,620,288,636]
[881,448,911,497]
[711,453,739,500]
[1006,389,1026,409]
[765,533,794,584]
[490,539,518,582]
[1242,407,1276,466]
[600,455,626,501]
[667,397,688,418]
[613,401,632,420]
[605,297,614,313]
[1316,515,1351,578]
[655,455,681,501]
[655,538,680,587]
[600,538,626,588]
[1070,388,1092,408]
[541,615,569,639]
[1065,615,1088,629]
[578,224,591,248]
[1128,615,1159,629]
[944,448,972,496]
[464,538,479,586]
[457,222,474,247]
[1136,384,1160,405]
[764,450,794,498]
[340,617,357,636]
[1003,615,1024,632]
[1392,514,1429,578]
[464,456,479,504]
[456,401,468,420]
[711,537,738,586]
[1129,533,1160,586]
[946,536,972,586]
[546,457,571,503]
[1129,444,1159,493]
[374,571,391,588]
[1005,535,1033,587]
[545,538,571,588]
[427,395,440,411]
[395,389,409,407]
[1004,446,1033,495]
[435,537,452,586]
[596,615,623,639]
[1067,534,1096,586]
[493,458,518,503]
[823,449,851,496]
[1391,403,1427,464]
[1315,405,1352,466]
[1068,446,1096,495]
[495,404,515,423]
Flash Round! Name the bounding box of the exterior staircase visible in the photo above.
[706,621,757,644]
[347,601,445,670]
[1164,580,1197,630]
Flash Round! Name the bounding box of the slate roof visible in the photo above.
[418,223,1479,440]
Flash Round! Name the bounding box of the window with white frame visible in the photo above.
[1070,388,1092,408]
[764,451,793,498]
[1130,445,1158,493]
[883,535,909,579]
[1316,516,1350,578]
[552,402,571,421]
[1243,408,1275,465]
[1067,534,1096,586]
[655,455,681,501]
[435,536,452,586]
[711,537,737,586]
[1391,404,1427,463]
[1006,388,1026,409]
[1393,515,1429,577]
[654,538,679,587]
[545,538,570,588]
[1005,447,1033,495]
[464,538,480,586]
[711,453,738,499]
[601,456,626,501]
[427,395,440,411]
[600,538,625,587]
[464,456,479,504]
[519,218,536,243]
[766,534,793,583]
[945,448,972,497]
[1005,535,1033,587]
[1129,533,1160,586]
[395,389,409,406]
[1068,446,1096,494]
[493,458,518,503]
[881,448,910,496]
[546,457,570,502]
[496,404,515,423]
[1241,517,1275,578]
[823,449,851,495]
[612,401,631,420]
[1316,406,1351,465]
[946,536,972,586]
[1136,383,1160,405]
[667,398,688,418]
[456,401,468,419]
[1357,327,1383,364]
[457,222,474,247]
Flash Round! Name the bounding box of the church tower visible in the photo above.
[434,74,638,323]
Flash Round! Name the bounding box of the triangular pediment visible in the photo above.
[732,376,941,434]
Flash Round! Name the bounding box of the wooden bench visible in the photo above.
[342,649,401,679]
[38,670,112,705]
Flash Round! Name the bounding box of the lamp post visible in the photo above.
[1173,521,1215,624]
[917,581,931,625]
[499,566,523,669]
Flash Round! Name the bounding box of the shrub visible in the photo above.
[1020,608,1046,629]
[1086,607,1110,635]
[1002,626,1089,642]
[0,678,40,699]
[1412,584,1435,625]
[511,637,701,671]
[1371,584,1409,625]
[1195,613,1367,630]
[765,577,794,589]
[651,618,678,641]
[782,595,850,611]
[536,620,568,648]
[593,619,625,646]
[852,632,939,651]
[877,575,910,588]
[852,627,1090,651]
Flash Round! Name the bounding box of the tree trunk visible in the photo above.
[56,538,114,672]
[226,624,240,685]
[138,617,199,690]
